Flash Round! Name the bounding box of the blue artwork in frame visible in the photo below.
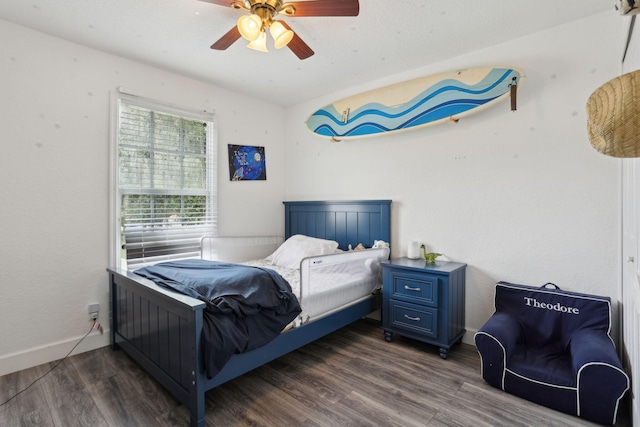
[228,144,267,181]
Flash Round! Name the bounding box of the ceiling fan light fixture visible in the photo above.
[247,30,268,52]
[237,14,262,41]
[270,20,294,49]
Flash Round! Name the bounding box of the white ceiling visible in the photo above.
[0,0,612,107]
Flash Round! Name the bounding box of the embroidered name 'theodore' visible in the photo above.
[523,297,580,314]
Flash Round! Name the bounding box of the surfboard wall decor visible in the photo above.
[305,66,524,141]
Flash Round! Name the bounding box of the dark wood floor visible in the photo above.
[0,319,632,426]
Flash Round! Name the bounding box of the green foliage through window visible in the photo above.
[116,98,216,268]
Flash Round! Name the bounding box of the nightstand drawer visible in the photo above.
[390,300,438,338]
[391,272,438,306]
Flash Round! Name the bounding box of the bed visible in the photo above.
[107,200,392,427]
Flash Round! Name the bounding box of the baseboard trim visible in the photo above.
[1,324,479,377]
[463,327,478,346]
[0,328,110,377]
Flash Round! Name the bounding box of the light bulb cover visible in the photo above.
[270,21,294,49]
[238,14,262,41]
[247,30,268,52]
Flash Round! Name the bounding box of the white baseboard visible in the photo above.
[0,328,110,377]
[462,327,479,346]
[0,324,479,377]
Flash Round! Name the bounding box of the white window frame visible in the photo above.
[109,91,217,270]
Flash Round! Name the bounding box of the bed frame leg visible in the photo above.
[190,312,206,427]
[188,367,205,427]
[190,410,204,427]
[189,375,205,427]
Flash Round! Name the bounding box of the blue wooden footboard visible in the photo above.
[108,200,392,426]
[109,268,381,426]
[109,268,207,425]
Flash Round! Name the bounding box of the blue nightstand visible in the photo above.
[381,258,467,359]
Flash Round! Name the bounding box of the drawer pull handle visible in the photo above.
[404,314,421,322]
[404,285,421,292]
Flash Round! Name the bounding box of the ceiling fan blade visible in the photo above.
[280,22,314,59]
[286,0,359,17]
[211,26,242,50]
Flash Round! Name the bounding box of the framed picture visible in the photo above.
[227,144,267,181]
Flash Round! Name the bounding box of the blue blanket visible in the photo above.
[134,259,302,378]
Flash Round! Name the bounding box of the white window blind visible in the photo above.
[116,93,217,269]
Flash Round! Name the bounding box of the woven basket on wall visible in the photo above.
[586,70,640,158]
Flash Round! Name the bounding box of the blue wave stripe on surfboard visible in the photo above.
[348,70,510,124]
[314,98,497,137]
[312,69,513,126]
[308,68,520,138]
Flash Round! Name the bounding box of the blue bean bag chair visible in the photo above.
[474,282,629,425]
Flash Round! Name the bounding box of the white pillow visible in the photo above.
[267,234,339,269]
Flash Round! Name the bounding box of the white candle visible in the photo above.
[407,241,420,259]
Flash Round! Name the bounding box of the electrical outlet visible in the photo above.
[89,303,100,320]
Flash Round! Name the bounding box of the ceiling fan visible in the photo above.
[200,0,360,60]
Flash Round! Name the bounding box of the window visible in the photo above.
[111,93,217,269]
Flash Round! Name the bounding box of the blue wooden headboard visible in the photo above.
[283,200,392,251]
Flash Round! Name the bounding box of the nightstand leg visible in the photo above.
[439,348,448,359]
[384,331,393,342]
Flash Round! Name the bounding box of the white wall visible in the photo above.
[0,10,627,377]
[285,11,623,343]
[0,19,286,375]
